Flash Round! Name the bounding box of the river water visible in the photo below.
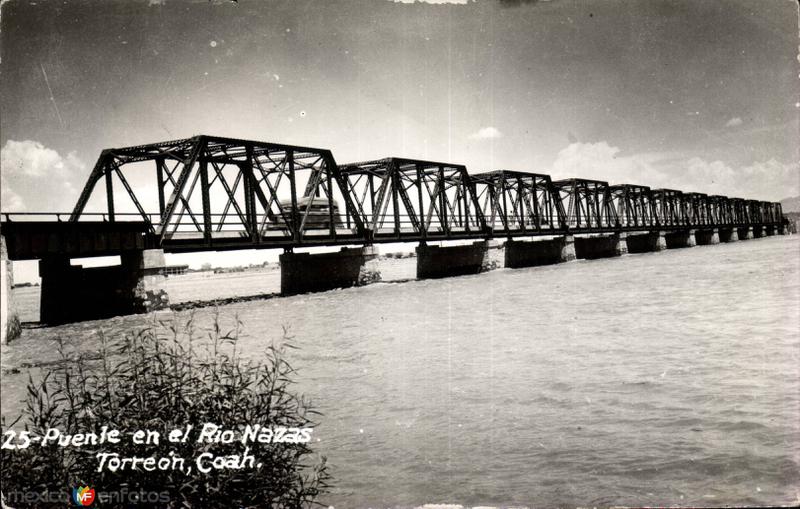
[2,236,799,508]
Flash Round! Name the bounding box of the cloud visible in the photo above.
[468,126,503,140]
[549,141,798,201]
[0,140,84,212]
[725,117,743,127]
[1,183,25,211]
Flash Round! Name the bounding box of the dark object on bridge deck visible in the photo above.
[1,221,152,261]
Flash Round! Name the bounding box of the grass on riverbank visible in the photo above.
[0,312,330,509]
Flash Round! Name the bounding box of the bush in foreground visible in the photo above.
[0,313,330,508]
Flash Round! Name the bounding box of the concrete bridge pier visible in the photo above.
[764,225,776,236]
[625,231,666,253]
[39,249,169,326]
[752,225,766,238]
[503,235,576,268]
[738,226,754,240]
[718,227,739,242]
[664,229,696,249]
[574,233,627,260]
[695,228,720,245]
[416,241,490,279]
[280,246,381,295]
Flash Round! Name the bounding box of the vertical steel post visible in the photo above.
[288,150,299,243]
[105,162,115,222]
[200,157,212,246]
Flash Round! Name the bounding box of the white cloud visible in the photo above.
[468,126,503,140]
[1,182,25,211]
[0,140,85,212]
[549,141,798,201]
[725,117,743,127]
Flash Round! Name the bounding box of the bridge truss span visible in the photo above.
[338,158,487,242]
[69,135,367,251]
[471,170,566,237]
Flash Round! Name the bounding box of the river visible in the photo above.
[2,236,799,508]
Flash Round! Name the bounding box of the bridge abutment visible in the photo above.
[280,246,381,296]
[625,231,666,253]
[1,232,19,344]
[503,235,575,268]
[664,229,696,249]
[718,227,738,242]
[574,233,627,260]
[39,249,169,325]
[695,228,720,245]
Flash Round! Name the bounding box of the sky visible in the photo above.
[1,0,799,279]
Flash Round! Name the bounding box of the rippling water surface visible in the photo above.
[3,236,799,507]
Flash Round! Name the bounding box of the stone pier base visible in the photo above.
[574,233,627,260]
[416,241,489,279]
[764,225,776,236]
[752,226,766,239]
[695,228,720,245]
[625,231,666,253]
[719,227,739,242]
[482,239,506,271]
[280,246,380,295]
[39,249,169,325]
[665,229,697,249]
[504,236,575,268]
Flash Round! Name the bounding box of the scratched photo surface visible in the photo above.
[1,0,799,508]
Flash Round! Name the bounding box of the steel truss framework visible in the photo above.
[608,184,655,228]
[70,135,366,250]
[338,158,487,241]
[552,178,618,230]
[471,170,566,236]
[57,135,787,252]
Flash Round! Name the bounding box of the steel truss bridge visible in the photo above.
[0,135,787,260]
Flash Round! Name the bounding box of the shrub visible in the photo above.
[0,313,330,508]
